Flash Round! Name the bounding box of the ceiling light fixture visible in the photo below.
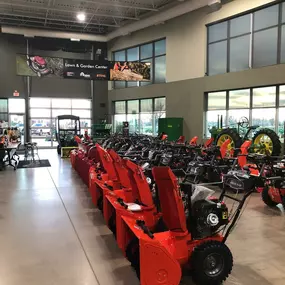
[77,13,86,22]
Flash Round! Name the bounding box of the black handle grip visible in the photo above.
[136,220,154,239]
[117,198,128,209]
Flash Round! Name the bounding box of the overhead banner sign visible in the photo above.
[16,54,151,82]
[63,59,109,80]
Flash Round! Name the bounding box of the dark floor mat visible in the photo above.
[17,160,51,169]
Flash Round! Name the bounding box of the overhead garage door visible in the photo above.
[30,98,91,148]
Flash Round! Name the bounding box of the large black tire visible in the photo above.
[215,128,242,152]
[126,238,140,279]
[252,128,281,156]
[262,185,278,207]
[191,240,233,285]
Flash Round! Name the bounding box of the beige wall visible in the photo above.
[109,63,285,140]
[108,0,276,83]
[108,0,281,140]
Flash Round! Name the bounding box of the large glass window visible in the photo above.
[113,97,165,135]
[154,56,166,83]
[30,98,91,148]
[208,92,227,110]
[252,108,276,130]
[208,41,227,75]
[252,87,276,108]
[229,89,250,109]
[207,2,285,75]
[253,28,278,68]
[113,38,166,89]
[278,108,285,139]
[8,99,25,113]
[280,85,285,106]
[230,35,250,72]
[205,85,283,139]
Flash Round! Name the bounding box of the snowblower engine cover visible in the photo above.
[191,199,229,239]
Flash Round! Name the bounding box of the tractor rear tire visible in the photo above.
[191,240,233,285]
[262,185,278,207]
[215,128,242,152]
[126,237,140,279]
[252,128,281,156]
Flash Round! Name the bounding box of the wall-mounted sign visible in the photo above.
[16,54,151,82]
[13,90,20,97]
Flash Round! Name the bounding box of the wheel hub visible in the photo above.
[204,253,224,277]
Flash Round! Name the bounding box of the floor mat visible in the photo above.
[17,160,51,169]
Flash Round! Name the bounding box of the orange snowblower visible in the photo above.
[89,144,135,211]
[122,166,254,285]
[103,158,160,248]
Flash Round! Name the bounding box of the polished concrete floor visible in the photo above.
[0,150,284,285]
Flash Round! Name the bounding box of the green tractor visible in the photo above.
[210,116,281,156]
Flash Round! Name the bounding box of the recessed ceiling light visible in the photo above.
[77,13,86,22]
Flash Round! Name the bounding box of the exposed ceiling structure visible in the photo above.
[0,0,181,34]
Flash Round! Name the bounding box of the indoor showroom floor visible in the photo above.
[0,150,284,285]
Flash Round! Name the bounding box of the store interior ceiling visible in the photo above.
[0,0,184,34]
[0,0,223,41]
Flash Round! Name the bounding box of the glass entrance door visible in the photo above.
[9,114,25,143]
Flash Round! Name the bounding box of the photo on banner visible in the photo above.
[109,61,151,81]
[16,54,64,78]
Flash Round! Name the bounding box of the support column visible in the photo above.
[25,38,31,142]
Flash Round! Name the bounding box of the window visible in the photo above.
[127,47,139,61]
[114,50,125,61]
[205,85,283,139]
[230,35,250,72]
[155,39,166,56]
[208,41,227,75]
[127,100,139,114]
[253,87,276,107]
[8,99,25,113]
[278,108,285,139]
[208,92,227,110]
[208,22,227,43]
[229,89,250,109]
[113,97,165,135]
[30,98,91,148]
[280,85,285,106]
[141,43,153,59]
[141,99,153,113]
[115,101,126,114]
[230,14,251,37]
[207,2,285,75]
[154,56,166,83]
[253,28,278,67]
[113,38,166,89]
[252,108,276,130]
[253,4,278,31]
[0,99,8,125]
[154,97,166,112]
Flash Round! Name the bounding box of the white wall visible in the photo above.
[108,0,276,85]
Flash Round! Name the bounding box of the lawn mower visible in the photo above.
[55,115,81,155]
[123,166,254,285]
[210,116,281,156]
[26,55,54,77]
